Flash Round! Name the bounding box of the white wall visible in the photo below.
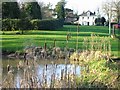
[79,16,97,25]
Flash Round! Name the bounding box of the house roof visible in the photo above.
[79,10,96,16]
[65,8,73,12]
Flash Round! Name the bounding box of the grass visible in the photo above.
[76,59,120,88]
[1,25,120,57]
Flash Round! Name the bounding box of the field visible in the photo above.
[1,25,120,57]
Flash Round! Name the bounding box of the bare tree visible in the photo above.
[38,2,53,19]
[113,0,120,23]
[102,0,120,23]
[102,1,113,21]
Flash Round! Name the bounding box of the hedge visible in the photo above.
[2,18,64,31]
[30,19,64,30]
[2,19,19,31]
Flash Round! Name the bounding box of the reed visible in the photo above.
[70,33,119,88]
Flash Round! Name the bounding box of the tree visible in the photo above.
[101,17,106,26]
[55,0,66,19]
[39,2,53,19]
[95,18,101,26]
[0,2,2,18]
[113,0,120,23]
[18,3,30,34]
[102,1,112,21]
[24,1,42,19]
[2,2,20,19]
[102,0,120,23]
[20,3,27,19]
[95,17,106,26]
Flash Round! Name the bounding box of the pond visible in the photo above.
[1,57,81,88]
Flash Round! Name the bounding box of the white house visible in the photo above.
[78,11,97,26]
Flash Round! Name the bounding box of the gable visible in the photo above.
[79,11,96,16]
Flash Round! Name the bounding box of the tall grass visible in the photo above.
[70,33,120,88]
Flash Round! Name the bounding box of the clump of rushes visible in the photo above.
[53,39,56,47]
[70,33,119,88]
[76,23,79,52]
[44,41,47,50]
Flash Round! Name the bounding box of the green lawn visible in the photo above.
[1,25,120,57]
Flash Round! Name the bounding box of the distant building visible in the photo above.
[78,10,97,26]
[65,8,79,23]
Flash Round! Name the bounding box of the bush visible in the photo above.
[64,22,72,25]
[2,18,64,31]
[2,19,19,31]
[64,22,80,25]
[17,19,32,30]
[31,19,64,30]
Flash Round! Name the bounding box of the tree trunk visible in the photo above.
[21,30,23,34]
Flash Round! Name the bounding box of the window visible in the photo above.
[82,17,84,19]
[87,12,90,16]
[88,17,89,19]
[82,22,84,25]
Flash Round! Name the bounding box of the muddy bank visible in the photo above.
[2,46,75,60]
[2,47,120,63]
[2,50,24,59]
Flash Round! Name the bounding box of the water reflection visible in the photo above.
[2,58,81,88]
[36,64,80,86]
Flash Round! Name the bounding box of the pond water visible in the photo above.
[2,57,81,88]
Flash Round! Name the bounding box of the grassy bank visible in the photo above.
[70,50,120,88]
[1,25,120,57]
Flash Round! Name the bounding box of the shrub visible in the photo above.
[64,22,72,25]
[2,18,64,31]
[64,22,80,25]
[2,19,23,31]
[31,19,64,30]
[2,19,19,31]
[17,19,32,30]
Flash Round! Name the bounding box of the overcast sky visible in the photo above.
[38,0,106,14]
[16,0,112,16]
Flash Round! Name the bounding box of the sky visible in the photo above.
[16,0,111,16]
[38,0,105,14]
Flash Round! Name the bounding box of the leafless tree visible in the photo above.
[113,0,120,23]
[102,1,113,21]
[102,0,120,23]
[38,2,53,19]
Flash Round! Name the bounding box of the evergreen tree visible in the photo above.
[24,1,42,19]
[101,17,106,26]
[95,17,106,26]
[2,2,20,19]
[55,0,66,19]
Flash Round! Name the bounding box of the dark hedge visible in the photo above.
[2,18,64,31]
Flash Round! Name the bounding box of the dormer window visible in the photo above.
[87,12,90,16]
